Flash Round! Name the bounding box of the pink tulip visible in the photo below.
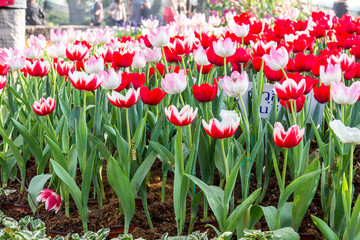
[23,45,43,59]
[262,46,289,71]
[193,46,210,66]
[8,56,26,71]
[165,105,198,126]
[84,56,104,74]
[28,34,47,49]
[36,189,61,213]
[202,110,240,139]
[0,48,10,65]
[32,97,55,116]
[46,42,67,59]
[141,19,159,30]
[330,82,360,105]
[320,63,342,86]
[222,70,249,97]
[69,71,102,91]
[107,88,139,108]
[212,37,237,58]
[233,24,250,38]
[100,68,122,90]
[161,70,187,94]
[50,29,67,44]
[148,27,170,47]
[131,51,147,69]
[142,47,162,63]
[93,28,113,45]
[274,78,306,101]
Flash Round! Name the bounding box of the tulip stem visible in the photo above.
[223,57,227,76]
[198,65,203,85]
[179,93,185,106]
[281,148,289,192]
[221,139,229,181]
[281,68,288,80]
[126,108,132,161]
[161,46,170,74]
[348,144,355,215]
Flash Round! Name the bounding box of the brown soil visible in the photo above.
[2,143,360,239]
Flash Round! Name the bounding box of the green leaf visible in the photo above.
[88,134,111,161]
[292,158,321,231]
[185,173,225,231]
[27,174,52,213]
[278,168,323,210]
[132,116,146,150]
[51,160,86,223]
[149,141,175,165]
[107,157,135,234]
[272,227,300,240]
[344,193,360,239]
[311,215,339,240]
[81,147,97,209]
[45,135,67,171]
[225,188,261,233]
[130,151,157,197]
[11,118,42,164]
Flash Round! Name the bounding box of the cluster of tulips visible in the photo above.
[1,9,360,239]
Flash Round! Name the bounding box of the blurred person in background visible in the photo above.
[26,0,45,25]
[141,0,151,20]
[333,0,348,18]
[108,0,127,26]
[129,0,145,26]
[0,0,26,49]
[90,0,103,26]
[163,0,177,25]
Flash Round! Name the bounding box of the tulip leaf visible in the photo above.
[278,166,323,210]
[344,193,360,239]
[225,188,261,233]
[88,134,111,161]
[132,116,146,150]
[149,141,175,165]
[81,146,97,209]
[27,174,52,213]
[11,118,43,164]
[107,157,135,234]
[311,215,339,240]
[292,158,320,231]
[342,173,351,221]
[130,151,157,197]
[45,135,67,171]
[51,160,86,224]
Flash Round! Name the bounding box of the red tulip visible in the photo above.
[26,59,51,77]
[113,51,135,68]
[36,189,62,213]
[273,122,304,148]
[264,65,286,82]
[32,97,55,116]
[0,76,7,89]
[0,64,9,76]
[206,45,226,67]
[313,83,330,103]
[140,86,166,105]
[196,63,213,74]
[192,80,217,102]
[280,94,306,113]
[293,53,315,73]
[107,88,139,108]
[165,105,198,127]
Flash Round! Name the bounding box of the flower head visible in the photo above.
[165,105,198,126]
[161,70,187,94]
[222,71,249,97]
[330,119,360,144]
[32,97,56,116]
[36,189,62,213]
[262,46,289,71]
[273,122,304,148]
[202,110,240,139]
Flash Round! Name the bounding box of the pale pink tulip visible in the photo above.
[100,68,122,90]
[233,24,250,38]
[212,37,237,58]
[320,63,342,86]
[222,71,249,97]
[262,46,289,71]
[142,47,162,63]
[330,82,360,105]
[84,56,104,74]
[50,29,67,44]
[148,27,170,47]
[161,70,187,94]
[193,46,210,66]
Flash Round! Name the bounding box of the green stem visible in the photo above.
[223,57,227,76]
[221,139,229,181]
[198,65,203,85]
[281,68,288,79]
[281,148,289,192]
[126,108,131,160]
[348,144,355,218]
[162,46,170,74]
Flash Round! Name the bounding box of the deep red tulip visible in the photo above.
[164,46,182,63]
[0,64,9,76]
[293,53,315,72]
[113,51,135,68]
[192,80,217,102]
[292,19,308,32]
[264,65,286,82]
[229,47,250,65]
[196,63,213,74]
[32,97,55,116]
[313,83,330,103]
[122,72,145,90]
[140,86,166,105]
[149,63,166,78]
[273,122,304,148]
[206,45,226,67]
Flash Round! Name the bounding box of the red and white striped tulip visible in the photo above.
[273,122,304,148]
[202,110,240,139]
[165,105,198,127]
[69,71,102,91]
[107,88,139,108]
[32,97,55,116]
[274,78,306,100]
[36,189,62,213]
[26,59,51,77]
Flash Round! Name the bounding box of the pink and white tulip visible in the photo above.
[330,82,360,105]
[165,105,198,127]
[50,29,67,44]
[262,46,289,71]
[320,62,342,86]
[84,56,104,74]
[131,51,147,69]
[233,24,250,38]
[142,47,162,63]
[8,56,26,71]
[222,71,249,97]
[161,70,187,94]
[212,38,237,58]
[148,27,170,47]
[193,46,210,66]
[100,68,122,90]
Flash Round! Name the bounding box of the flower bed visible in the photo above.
[1,8,360,240]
